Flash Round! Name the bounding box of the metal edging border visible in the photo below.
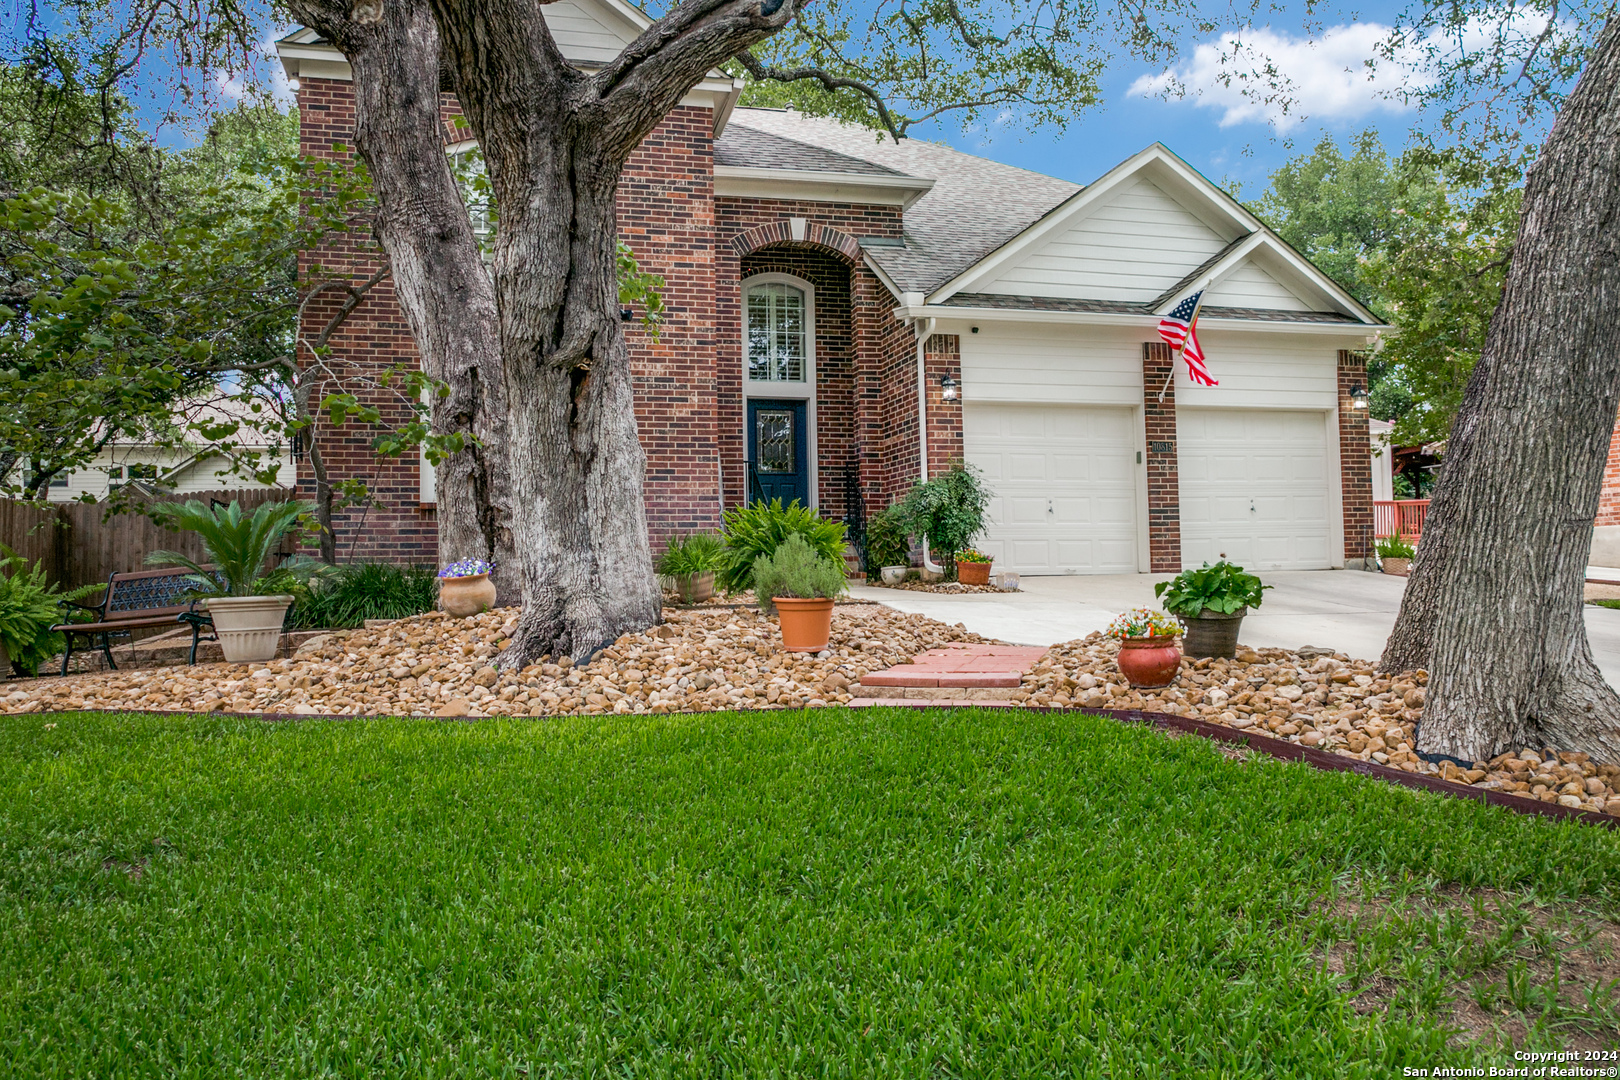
[19,703,1618,829]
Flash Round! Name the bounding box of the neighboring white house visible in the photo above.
[1370,418,1395,503]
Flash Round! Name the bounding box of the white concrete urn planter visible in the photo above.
[203,595,293,663]
[880,565,908,586]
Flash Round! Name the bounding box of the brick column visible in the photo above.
[1143,342,1181,572]
[923,334,963,478]
[1337,350,1375,566]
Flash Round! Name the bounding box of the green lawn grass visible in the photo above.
[1,707,1616,1078]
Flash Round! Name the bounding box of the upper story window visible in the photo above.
[747,281,807,383]
[447,142,494,246]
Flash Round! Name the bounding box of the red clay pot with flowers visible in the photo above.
[954,548,993,585]
[1107,607,1184,689]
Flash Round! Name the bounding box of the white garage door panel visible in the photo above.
[1178,408,1332,571]
[965,403,1139,575]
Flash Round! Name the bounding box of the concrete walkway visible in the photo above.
[853,570,1620,687]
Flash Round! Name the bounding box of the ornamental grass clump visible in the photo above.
[654,532,726,577]
[1106,607,1183,641]
[751,533,847,615]
[289,563,439,630]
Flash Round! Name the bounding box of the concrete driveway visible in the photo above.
[852,570,1620,686]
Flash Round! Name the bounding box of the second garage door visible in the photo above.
[1177,408,1332,571]
[964,403,1139,575]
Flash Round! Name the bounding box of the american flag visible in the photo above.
[1157,290,1218,387]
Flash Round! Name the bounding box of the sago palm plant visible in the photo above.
[147,499,324,598]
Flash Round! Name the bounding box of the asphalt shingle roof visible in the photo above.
[941,292,1361,323]
[721,108,1079,294]
[714,124,908,176]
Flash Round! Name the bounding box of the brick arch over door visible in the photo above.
[730,219,863,264]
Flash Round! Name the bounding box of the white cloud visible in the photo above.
[213,37,295,108]
[1128,23,1420,129]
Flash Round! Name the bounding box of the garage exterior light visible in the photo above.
[941,375,959,401]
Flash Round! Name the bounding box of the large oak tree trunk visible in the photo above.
[288,0,518,601]
[1381,16,1620,763]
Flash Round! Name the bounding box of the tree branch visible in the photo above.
[733,49,905,141]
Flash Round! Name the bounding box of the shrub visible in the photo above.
[655,532,726,577]
[0,556,100,676]
[1376,535,1417,560]
[751,534,847,614]
[1154,561,1270,618]
[863,507,911,572]
[147,499,325,598]
[718,499,846,594]
[899,464,992,572]
[289,563,439,630]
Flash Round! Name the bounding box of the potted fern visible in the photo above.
[1154,560,1271,660]
[655,532,725,603]
[753,534,848,652]
[147,499,323,663]
[1377,535,1416,576]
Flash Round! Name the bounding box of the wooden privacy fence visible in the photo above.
[0,489,293,591]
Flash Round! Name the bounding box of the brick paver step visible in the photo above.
[859,644,1045,691]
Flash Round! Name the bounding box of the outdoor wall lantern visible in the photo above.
[941,374,960,401]
[620,305,635,322]
[1349,383,1370,410]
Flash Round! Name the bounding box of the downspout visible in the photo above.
[914,314,943,575]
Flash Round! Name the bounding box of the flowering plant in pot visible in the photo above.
[655,532,725,603]
[1376,535,1416,576]
[954,548,993,585]
[147,499,323,663]
[1106,607,1184,688]
[1154,560,1270,660]
[438,558,497,617]
[753,534,847,652]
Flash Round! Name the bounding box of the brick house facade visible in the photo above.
[279,11,1383,576]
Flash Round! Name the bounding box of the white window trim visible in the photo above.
[742,271,817,508]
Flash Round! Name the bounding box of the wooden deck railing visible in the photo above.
[1373,499,1430,540]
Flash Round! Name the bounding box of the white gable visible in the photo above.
[980,178,1235,303]
[542,0,643,63]
[1203,258,1312,311]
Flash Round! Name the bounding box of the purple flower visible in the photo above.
[439,558,494,579]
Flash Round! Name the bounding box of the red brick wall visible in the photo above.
[1337,350,1375,564]
[923,334,964,479]
[618,105,722,544]
[1599,406,1620,528]
[714,197,905,519]
[1143,342,1181,572]
[296,77,436,563]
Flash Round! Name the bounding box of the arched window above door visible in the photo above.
[746,278,811,384]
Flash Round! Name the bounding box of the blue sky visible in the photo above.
[32,0,1519,198]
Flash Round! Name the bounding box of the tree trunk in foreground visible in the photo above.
[1382,16,1620,763]
[288,0,518,602]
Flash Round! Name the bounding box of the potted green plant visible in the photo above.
[1106,607,1184,688]
[752,534,848,652]
[862,507,912,587]
[147,499,323,663]
[717,498,846,595]
[1377,535,1416,576]
[655,532,725,603]
[1154,560,1272,660]
[898,463,993,579]
[954,547,993,585]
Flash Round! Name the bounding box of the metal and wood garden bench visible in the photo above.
[50,567,217,676]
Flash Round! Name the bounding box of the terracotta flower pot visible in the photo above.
[440,572,497,618]
[774,596,835,653]
[1116,634,1182,689]
[957,561,991,585]
[1383,557,1411,576]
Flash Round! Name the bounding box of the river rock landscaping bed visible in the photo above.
[4,605,990,718]
[1021,633,1620,815]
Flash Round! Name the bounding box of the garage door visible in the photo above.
[1177,408,1331,571]
[964,403,1138,575]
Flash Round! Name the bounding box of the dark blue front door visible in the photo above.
[748,399,809,506]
